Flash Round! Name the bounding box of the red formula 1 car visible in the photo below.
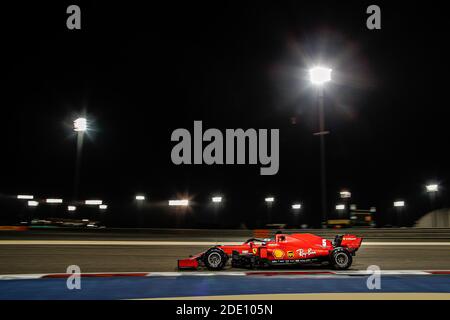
[178,233,363,270]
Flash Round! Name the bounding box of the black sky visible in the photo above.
[2,1,449,227]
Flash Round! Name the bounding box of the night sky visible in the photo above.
[2,1,449,227]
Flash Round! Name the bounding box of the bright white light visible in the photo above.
[265,197,275,203]
[17,195,34,200]
[73,117,87,132]
[212,196,222,203]
[309,67,332,85]
[340,191,351,199]
[426,184,439,192]
[394,201,405,207]
[135,195,146,201]
[292,203,301,210]
[99,204,108,210]
[336,204,345,210]
[27,200,39,207]
[68,206,76,211]
[85,200,102,205]
[168,199,189,206]
[46,198,63,204]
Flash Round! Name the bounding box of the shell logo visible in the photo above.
[272,249,285,259]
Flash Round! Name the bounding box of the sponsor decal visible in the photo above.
[242,250,248,254]
[287,251,294,258]
[252,248,258,254]
[272,249,285,259]
[296,248,316,257]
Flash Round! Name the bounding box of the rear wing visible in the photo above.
[334,234,363,252]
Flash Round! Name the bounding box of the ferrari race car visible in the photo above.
[178,233,363,270]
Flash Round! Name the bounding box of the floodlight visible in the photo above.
[73,117,87,132]
[309,67,332,85]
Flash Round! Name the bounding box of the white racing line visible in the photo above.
[0,240,450,246]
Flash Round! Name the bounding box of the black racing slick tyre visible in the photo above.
[330,249,352,270]
[203,247,228,270]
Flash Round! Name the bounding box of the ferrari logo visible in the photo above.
[252,248,258,254]
[287,251,294,258]
[272,249,285,259]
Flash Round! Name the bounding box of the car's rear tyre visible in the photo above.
[203,247,228,270]
[330,249,352,270]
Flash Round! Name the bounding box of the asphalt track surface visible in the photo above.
[1,229,450,274]
[1,229,450,299]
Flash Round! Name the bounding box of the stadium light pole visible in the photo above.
[73,117,87,202]
[292,203,302,227]
[393,200,405,227]
[426,183,439,227]
[135,194,146,227]
[339,190,351,219]
[309,66,332,228]
[265,196,275,225]
[211,196,223,226]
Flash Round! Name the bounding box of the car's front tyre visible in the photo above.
[203,247,228,270]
